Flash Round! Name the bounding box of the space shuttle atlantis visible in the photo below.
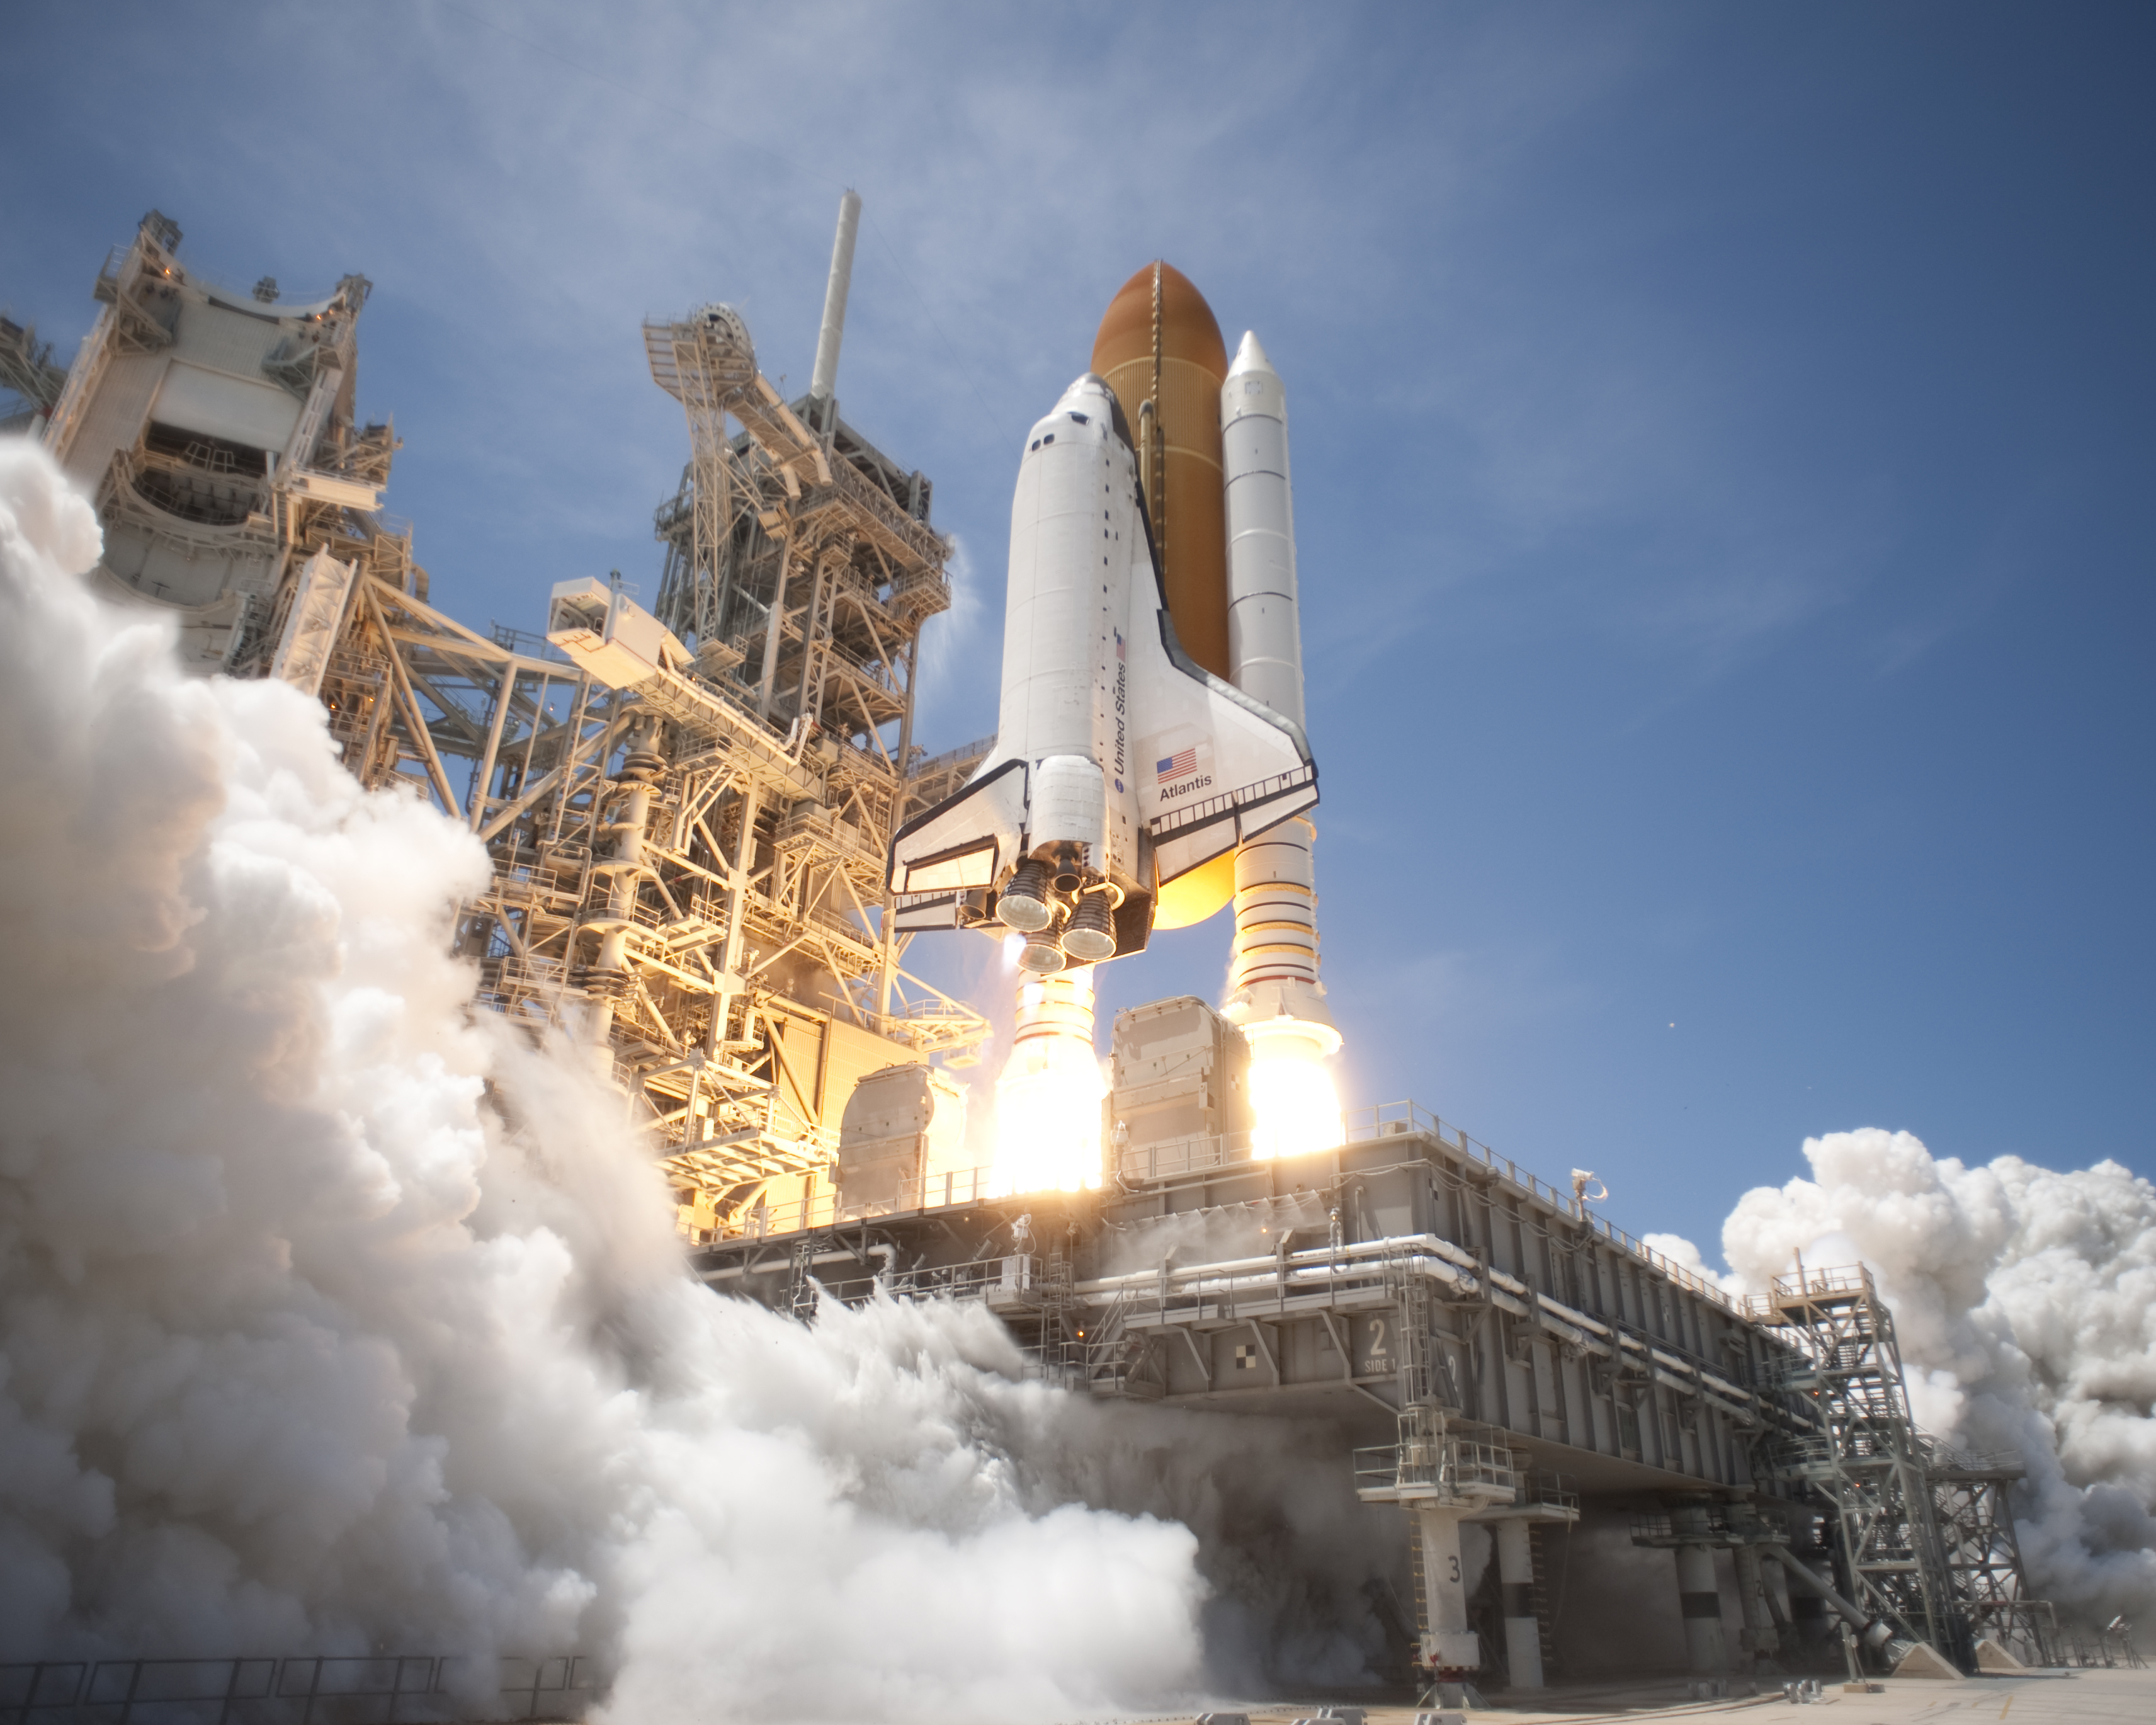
[887,372,1316,971]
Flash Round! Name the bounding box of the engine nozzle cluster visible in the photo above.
[996,855,1120,972]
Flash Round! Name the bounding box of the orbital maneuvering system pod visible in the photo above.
[890,264,1334,1057]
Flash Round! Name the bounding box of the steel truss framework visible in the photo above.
[219,297,990,1234]
[1752,1263,2051,1668]
[40,211,398,673]
[0,310,69,431]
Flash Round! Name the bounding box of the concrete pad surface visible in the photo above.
[1151,1668,2155,1725]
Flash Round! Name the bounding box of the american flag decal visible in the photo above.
[1157,747,1197,778]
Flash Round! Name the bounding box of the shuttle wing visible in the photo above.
[886,758,1028,928]
[1124,530,1316,886]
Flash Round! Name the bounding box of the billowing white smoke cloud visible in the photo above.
[1708,1127,2156,1633]
[0,440,1215,1721]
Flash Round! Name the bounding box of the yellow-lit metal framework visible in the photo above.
[30,210,992,1239]
[291,303,997,1236]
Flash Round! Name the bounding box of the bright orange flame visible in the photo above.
[1248,1042,1343,1161]
[992,1036,1104,1195]
[990,969,1103,1195]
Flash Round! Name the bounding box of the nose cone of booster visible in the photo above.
[1227,328,1275,382]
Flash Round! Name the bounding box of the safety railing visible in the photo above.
[887,1256,1028,1303]
[1922,1439,2027,1477]
[728,1161,1030,1239]
[1114,1131,1254,1183]
[0,1656,591,1725]
[705,1096,1742,1319]
[905,735,995,786]
[1353,1445,1405,1496]
[1353,1423,1521,1504]
[1767,1265,1876,1304]
[894,1164,998,1212]
[1115,1099,1747,1316]
[1518,1469,1581,1516]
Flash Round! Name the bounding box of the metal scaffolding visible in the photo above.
[27,207,991,1239]
[312,293,999,1232]
[0,311,69,432]
[1751,1262,2050,1670]
[643,303,951,776]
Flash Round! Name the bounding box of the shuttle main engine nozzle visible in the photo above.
[998,858,1054,932]
[1063,891,1118,962]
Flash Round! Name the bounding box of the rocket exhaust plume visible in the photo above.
[990,959,1106,1196]
[0,442,1222,1717]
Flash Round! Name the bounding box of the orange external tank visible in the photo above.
[1092,262,1236,929]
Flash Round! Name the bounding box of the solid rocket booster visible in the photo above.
[887,371,1317,972]
[1219,333,1339,1057]
[1222,333,1302,722]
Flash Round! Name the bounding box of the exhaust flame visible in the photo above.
[1247,1040,1344,1161]
[991,967,1104,1195]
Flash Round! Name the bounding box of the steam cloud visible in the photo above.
[41,417,2135,1697]
[0,441,1230,1720]
[1703,1128,2156,1636]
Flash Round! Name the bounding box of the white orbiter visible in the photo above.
[887,375,1317,971]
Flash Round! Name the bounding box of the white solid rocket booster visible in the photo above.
[1220,332,1340,1059]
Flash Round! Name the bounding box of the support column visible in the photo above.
[1414,1506,1482,1677]
[584,722,662,1075]
[1494,1518,1543,1688]
[712,782,761,1051]
[1675,1544,1729,1673]
[1759,1542,1794,1632]
[1730,1543,1781,1665]
[1784,1529,1832,1649]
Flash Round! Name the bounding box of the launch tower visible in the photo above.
[21,203,990,1238]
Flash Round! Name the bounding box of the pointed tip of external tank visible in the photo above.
[1229,329,1274,377]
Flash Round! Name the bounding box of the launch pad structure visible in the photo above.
[8,207,2074,1696]
[20,207,994,1236]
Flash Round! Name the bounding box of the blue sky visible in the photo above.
[5,1,2149,1256]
